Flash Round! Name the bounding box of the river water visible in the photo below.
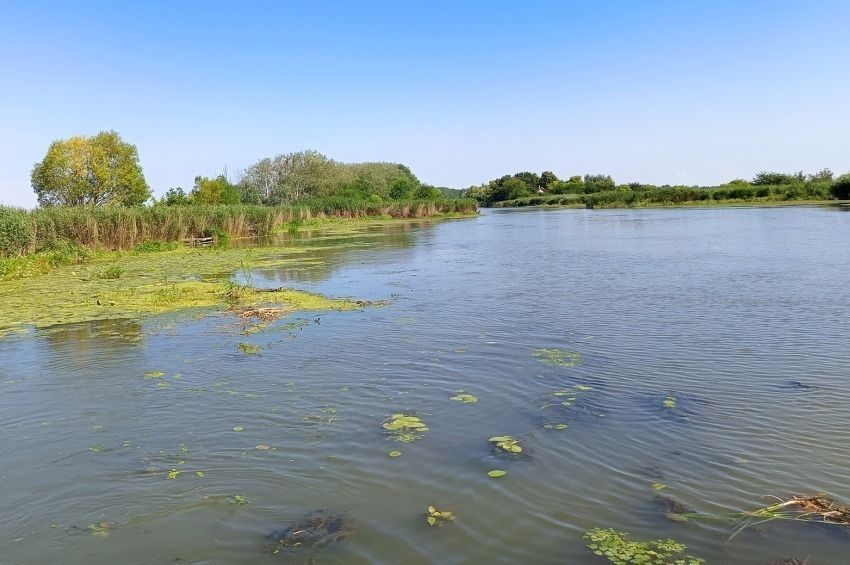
[1,206,850,564]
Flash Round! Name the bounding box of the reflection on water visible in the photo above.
[1,208,850,564]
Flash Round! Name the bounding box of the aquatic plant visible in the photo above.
[268,510,353,553]
[532,348,582,367]
[489,435,523,454]
[663,394,676,409]
[388,450,402,458]
[583,527,704,564]
[426,506,454,526]
[543,423,568,430]
[227,495,250,506]
[237,342,261,355]
[487,469,507,478]
[449,390,478,403]
[382,413,429,443]
[96,264,124,279]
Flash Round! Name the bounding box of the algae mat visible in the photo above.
[0,245,361,336]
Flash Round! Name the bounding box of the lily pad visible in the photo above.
[663,394,677,409]
[388,450,402,458]
[426,505,455,526]
[449,390,478,403]
[487,469,507,478]
[233,426,244,432]
[382,413,429,443]
[489,435,523,454]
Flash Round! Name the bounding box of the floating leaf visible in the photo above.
[167,469,181,480]
[489,435,523,454]
[663,394,677,409]
[233,426,244,432]
[651,482,667,491]
[388,450,402,458]
[144,370,165,379]
[382,413,429,443]
[195,471,205,478]
[487,469,507,478]
[449,390,478,403]
[426,505,454,526]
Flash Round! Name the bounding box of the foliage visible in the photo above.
[487,469,507,478]
[31,130,150,207]
[832,173,850,200]
[449,390,478,403]
[382,413,429,442]
[489,435,523,453]
[426,506,455,526]
[584,174,616,193]
[191,175,241,205]
[0,206,33,256]
[752,171,804,185]
[583,528,704,564]
[533,348,582,367]
[160,187,190,206]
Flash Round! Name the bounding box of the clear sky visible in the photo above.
[2,0,849,207]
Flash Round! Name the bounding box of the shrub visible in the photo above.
[832,174,850,200]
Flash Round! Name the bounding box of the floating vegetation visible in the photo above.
[233,426,244,432]
[543,423,568,430]
[382,413,429,443]
[227,495,250,506]
[532,348,582,367]
[267,510,353,553]
[672,494,850,540]
[144,370,165,379]
[489,435,523,454]
[237,342,261,355]
[426,505,455,526]
[651,482,667,491]
[656,495,694,523]
[388,450,402,458]
[166,469,181,480]
[449,390,478,403]
[663,394,677,409]
[487,469,507,478]
[583,528,704,564]
[86,522,117,538]
[256,444,271,450]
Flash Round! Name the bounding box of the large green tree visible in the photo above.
[190,175,241,204]
[31,130,150,206]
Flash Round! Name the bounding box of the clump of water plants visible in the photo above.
[86,521,117,538]
[227,495,250,506]
[426,505,455,526]
[96,265,124,279]
[237,342,261,355]
[267,510,353,553]
[532,348,582,367]
[663,394,677,409]
[449,390,478,403]
[489,435,523,454]
[583,527,704,564]
[382,413,429,443]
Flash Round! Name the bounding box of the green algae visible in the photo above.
[0,243,365,337]
[583,528,704,564]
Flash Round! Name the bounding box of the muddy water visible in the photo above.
[2,207,850,564]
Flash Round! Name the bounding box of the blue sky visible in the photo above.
[1,0,849,207]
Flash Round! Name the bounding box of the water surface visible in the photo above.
[2,207,850,564]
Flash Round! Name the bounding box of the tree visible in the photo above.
[832,173,850,200]
[539,171,559,190]
[190,175,241,204]
[752,171,802,185]
[583,174,615,193]
[160,187,189,205]
[31,130,150,207]
[809,168,834,183]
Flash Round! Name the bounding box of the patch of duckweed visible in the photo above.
[487,469,507,478]
[382,413,429,443]
[663,394,677,409]
[166,469,181,480]
[583,528,704,564]
[489,435,523,454]
[449,390,478,403]
[144,370,165,379]
[426,506,454,526]
[237,342,261,355]
[532,348,582,367]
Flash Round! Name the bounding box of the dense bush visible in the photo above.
[832,174,850,200]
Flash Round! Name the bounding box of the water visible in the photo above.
[2,207,850,564]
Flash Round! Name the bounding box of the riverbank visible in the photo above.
[489,192,845,210]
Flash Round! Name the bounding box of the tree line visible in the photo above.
[30,131,452,208]
[463,169,850,206]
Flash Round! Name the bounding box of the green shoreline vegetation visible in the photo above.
[464,169,850,209]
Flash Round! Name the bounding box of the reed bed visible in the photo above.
[0,198,477,257]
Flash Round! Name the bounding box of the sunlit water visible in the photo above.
[2,207,850,564]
